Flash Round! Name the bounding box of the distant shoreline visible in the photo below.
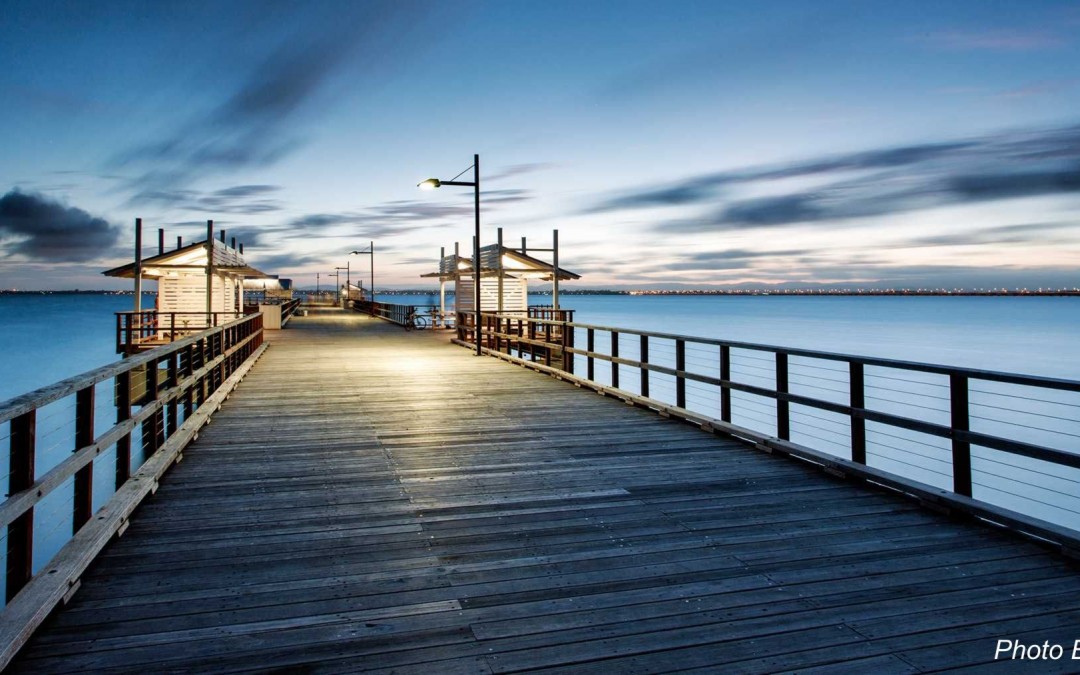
[2,289,1078,297]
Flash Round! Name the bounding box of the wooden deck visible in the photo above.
[12,308,1080,673]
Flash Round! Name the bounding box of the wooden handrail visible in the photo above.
[481,312,1080,392]
[0,312,266,663]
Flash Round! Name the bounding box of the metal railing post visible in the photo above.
[611,331,620,388]
[850,362,866,464]
[720,345,731,423]
[640,335,649,397]
[676,339,686,408]
[776,352,790,440]
[951,374,973,496]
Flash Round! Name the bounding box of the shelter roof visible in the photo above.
[103,239,271,279]
[421,245,580,281]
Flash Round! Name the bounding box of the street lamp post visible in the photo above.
[419,153,481,356]
[328,269,340,303]
[335,264,350,306]
[350,242,375,315]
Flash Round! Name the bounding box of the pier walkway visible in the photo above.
[12,308,1080,673]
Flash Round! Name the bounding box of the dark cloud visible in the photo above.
[683,248,814,262]
[0,190,120,261]
[589,140,977,213]
[281,213,443,240]
[947,167,1080,201]
[903,222,1078,248]
[487,163,555,182]
[282,191,532,240]
[589,181,720,212]
[129,184,282,215]
[110,2,440,191]
[245,250,327,271]
[609,123,1080,231]
[484,189,533,204]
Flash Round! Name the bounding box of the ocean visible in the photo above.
[3,293,1076,401]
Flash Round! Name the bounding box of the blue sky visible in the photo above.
[1,0,1079,290]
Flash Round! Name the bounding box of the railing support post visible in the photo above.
[776,353,790,440]
[849,362,866,464]
[167,354,179,436]
[142,359,161,457]
[611,331,620,388]
[6,410,36,602]
[675,339,686,408]
[587,328,595,380]
[720,345,731,423]
[115,371,132,488]
[74,386,95,532]
[640,335,649,397]
[951,374,973,497]
[562,322,574,374]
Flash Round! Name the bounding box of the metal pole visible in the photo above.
[157,228,164,256]
[369,241,374,304]
[497,226,504,314]
[317,272,320,296]
[521,236,527,255]
[206,220,214,322]
[474,153,481,356]
[552,229,560,312]
[134,218,143,316]
[439,246,445,326]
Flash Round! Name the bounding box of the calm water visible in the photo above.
[0,292,1077,596]
[2,294,1076,401]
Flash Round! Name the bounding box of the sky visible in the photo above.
[1,0,1079,291]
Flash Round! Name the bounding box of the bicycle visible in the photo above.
[404,310,428,331]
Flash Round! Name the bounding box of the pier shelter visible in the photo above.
[422,242,580,319]
[104,237,270,351]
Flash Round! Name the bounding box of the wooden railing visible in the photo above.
[115,311,248,354]
[462,314,1080,553]
[459,311,576,370]
[353,299,414,326]
[0,313,266,668]
[353,301,450,329]
[280,298,301,323]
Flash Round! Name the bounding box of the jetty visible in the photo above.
[3,305,1080,673]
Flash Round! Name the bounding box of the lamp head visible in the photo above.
[417,178,441,190]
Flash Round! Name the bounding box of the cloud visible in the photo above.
[244,250,327,272]
[903,221,1078,248]
[109,2,439,191]
[487,163,555,182]
[282,190,533,239]
[683,248,814,262]
[582,122,1080,231]
[129,184,283,214]
[0,190,120,261]
[589,139,977,213]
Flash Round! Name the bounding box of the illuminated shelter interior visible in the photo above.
[103,239,271,338]
[422,243,580,318]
